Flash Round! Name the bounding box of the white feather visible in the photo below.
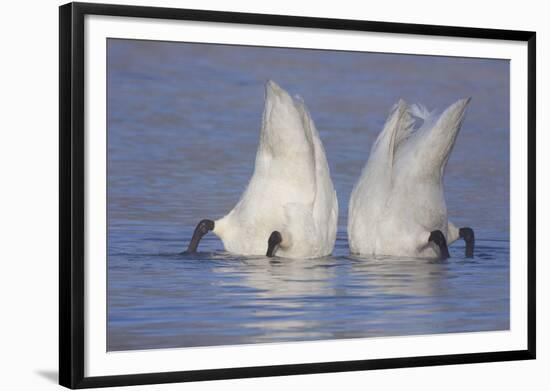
[213,80,338,258]
[409,103,431,120]
[348,98,471,258]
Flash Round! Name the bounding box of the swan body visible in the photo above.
[188,80,338,258]
[348,98,472,259]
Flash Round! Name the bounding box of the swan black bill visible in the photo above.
[459,227,475,258]
[266,231,282,257]
[428,230,450,260]
[186,219,215,253]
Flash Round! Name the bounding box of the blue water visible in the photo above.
[107,39,510,351]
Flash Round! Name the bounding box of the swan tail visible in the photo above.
[409,103,431,121]
[251,80,316,199]
[370,100,404,167]
[417,98,471,173]
[394,102,417,151]
[295,98,338,250]
[259,80,314,159]
[348,99,412,239]
[365,99,415,181]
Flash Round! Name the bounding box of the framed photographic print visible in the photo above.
[59,1,536,388]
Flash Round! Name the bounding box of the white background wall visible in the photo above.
[0,0,547,389]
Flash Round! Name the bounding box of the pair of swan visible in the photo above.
[186,80,474,260]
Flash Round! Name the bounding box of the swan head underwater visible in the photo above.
[185,80,338,258]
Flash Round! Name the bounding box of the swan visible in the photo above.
[348,98,475,260]
[185,80,338,258]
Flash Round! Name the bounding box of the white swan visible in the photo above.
[186,80,338,258]
[348,98,474,259]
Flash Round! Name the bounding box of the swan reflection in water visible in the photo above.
[204,250,469,343]
[107,235,508,351]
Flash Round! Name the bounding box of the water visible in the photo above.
[107,39,510,351]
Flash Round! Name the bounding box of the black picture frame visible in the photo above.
[59,2,536,389]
